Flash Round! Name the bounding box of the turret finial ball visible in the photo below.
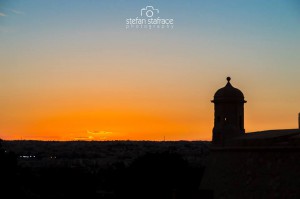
[226,77,231,82]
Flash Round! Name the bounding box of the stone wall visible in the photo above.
[200,147,300,199]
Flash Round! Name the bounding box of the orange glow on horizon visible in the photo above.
[1,83,298,141]
[1,103,213,141]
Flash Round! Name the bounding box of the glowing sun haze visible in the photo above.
[0,0,299,141]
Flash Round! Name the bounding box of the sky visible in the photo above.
[0,0,299,141]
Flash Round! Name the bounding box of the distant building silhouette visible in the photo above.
[298,112,300,129]
[211,77,246,145]
[200,77,300,199]
[209,77,299,147]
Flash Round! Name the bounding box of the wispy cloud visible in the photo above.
[11,9,23,15]
[74,136,94,140]
[0,8,24,17]
[72,130,113,141]
[82,130,113,140]
[87,130,112,135]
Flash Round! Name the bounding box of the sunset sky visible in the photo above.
[0,0,299,141]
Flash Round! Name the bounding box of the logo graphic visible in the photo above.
[141,6,159,17]
[125,5,174,30]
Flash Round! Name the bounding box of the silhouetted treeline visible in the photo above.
[0,140,212,199]
[0,139,18,198]
[117,152,209,199]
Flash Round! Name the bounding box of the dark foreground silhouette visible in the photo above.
[0,140,213,199]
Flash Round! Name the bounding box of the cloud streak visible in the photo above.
[0,8,24,17]
[87,130,112,135]
[74,136,94,140]
[11,9,23,15]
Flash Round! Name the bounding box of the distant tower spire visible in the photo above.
[298,113,300,129]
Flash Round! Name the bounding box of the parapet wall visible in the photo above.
[200,147,300,199]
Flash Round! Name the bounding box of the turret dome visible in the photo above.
[212,77,246,103]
